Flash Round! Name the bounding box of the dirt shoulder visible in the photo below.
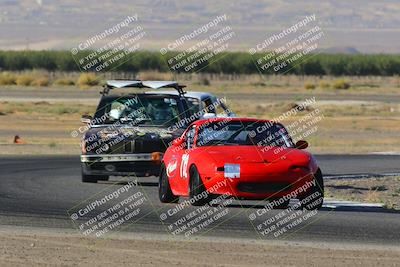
[0,226,399,267]
[325,176,400,210]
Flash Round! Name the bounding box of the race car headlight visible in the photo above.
[309,155,318,170]
[160,132,173,139]
[151,152,163,162]
[224,163,240,178]
[81,140,86,154]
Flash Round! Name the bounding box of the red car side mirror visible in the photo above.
[172,138,184,147]
[295,140,308,149]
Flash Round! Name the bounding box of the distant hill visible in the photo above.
[0,0,400,53]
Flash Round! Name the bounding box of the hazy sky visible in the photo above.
[0,0,399,53]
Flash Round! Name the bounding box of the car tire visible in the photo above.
[97,175,109,181]
[300,168,324,210]
[159,163,179,203]
[189,165,210,206]
[81,172,98,183]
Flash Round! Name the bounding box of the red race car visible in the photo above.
[159,118,324,209]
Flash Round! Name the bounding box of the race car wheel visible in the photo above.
[189,165,210,206]
[97,175,109,181]
[300,168,324,210]
[81,172,99,183]
[159,163,179,203]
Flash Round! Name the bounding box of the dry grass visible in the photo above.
[77,73,100,88]
[319,81,331,89]
[0,72,399,155]
[0,72,16,85]
[0,70,399,94]
[0,71,98,88]
[229,99,400,118]
[332,79,351,90]
[15,74,34,86]
[0,101,94,116]
[54,78,75,86]
[1,71,53,87]
[0,108,80,153]
[325,177,400,210]
[137,70,174,81]
[31,77,50,86]
[304,82,316,90]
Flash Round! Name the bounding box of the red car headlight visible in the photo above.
[290,165,310,172]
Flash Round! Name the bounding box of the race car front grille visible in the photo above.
[133,139,165,153]
[87,161,159,174]
[237,182,292,194]
[121,138,170,153]
[105,138,166,154]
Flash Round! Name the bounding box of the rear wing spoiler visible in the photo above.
[101,80,186,96]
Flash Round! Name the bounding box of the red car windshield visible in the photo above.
[196,121,294,147]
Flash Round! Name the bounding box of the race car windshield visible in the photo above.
[94,96,182,126]
[196,121,294,147]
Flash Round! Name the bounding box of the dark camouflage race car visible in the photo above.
[80,80,233,183]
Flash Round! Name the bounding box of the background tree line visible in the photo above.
[0,50,399,76]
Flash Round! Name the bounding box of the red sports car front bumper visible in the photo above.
[200,163,316,200]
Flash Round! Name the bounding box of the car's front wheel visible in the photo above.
[159,163,179,203]
[97,176,109,181]
[81,171,108,183]
[82,173,97,183]
[300,168,324,210]
[189,165,211,206]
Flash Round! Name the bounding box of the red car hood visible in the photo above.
[204,146,310,165]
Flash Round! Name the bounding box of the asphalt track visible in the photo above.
[0,155,399,245]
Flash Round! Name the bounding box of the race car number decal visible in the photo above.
[180,153,190,179]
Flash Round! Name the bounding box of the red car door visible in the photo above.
[168,125,196,195]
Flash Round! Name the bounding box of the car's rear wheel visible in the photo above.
[300,168,324,210]
[159,163,179,203]
[189,165,210,206]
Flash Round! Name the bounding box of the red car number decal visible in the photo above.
[180,153,190,179]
